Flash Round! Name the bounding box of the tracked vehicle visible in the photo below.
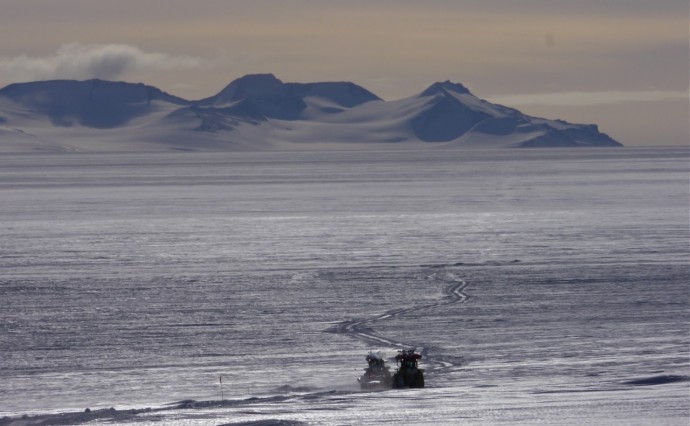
[392,349,424,388]
[358,352,392,390]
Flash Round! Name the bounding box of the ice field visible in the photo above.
[0,147,688,425]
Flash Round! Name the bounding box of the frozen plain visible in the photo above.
[0,147,688,425]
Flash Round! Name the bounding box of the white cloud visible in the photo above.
[488,90,689,107]
[0,43,204,82]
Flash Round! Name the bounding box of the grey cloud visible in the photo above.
[0,43,204,82]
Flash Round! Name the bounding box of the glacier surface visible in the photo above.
[0,147,687,425]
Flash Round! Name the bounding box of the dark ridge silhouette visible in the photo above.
[197,73,380,120]
[411,92,491,141]
[0,75,623,149]
[419,80,471,97]
[0,79,188,129]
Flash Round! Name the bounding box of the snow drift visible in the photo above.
[0,74,622,152]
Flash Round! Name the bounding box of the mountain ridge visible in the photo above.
[0,74,622,152]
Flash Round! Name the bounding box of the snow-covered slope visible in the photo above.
[0,74,621,152]
[196,73,382,120]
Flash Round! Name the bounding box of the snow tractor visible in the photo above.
[358,352,393,390]
[392,349,424,388]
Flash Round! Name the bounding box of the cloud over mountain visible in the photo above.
[0,43,204,83]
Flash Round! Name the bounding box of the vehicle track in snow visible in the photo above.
[328,268,469,375]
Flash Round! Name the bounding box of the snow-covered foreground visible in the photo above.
[0,148,688,425]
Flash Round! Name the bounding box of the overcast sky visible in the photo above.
[0,0,687,146]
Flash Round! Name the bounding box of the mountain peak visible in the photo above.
[230,73,283,87]
[0,79,189,129]
[213,73,285,103]
[0,79,186,104]
[199,75,380,118]
[0,75,622,150]
[420,80,471,97]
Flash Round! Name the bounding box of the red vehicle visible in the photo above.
[392,349,424,388]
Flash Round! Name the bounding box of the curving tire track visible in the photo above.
[329,269,469,376]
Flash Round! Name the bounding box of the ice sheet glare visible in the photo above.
[0,148,687,425]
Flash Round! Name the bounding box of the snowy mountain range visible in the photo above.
[0,74,621,152]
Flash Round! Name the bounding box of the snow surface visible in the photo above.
[0,75,621,153]
[0,147,687,425]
